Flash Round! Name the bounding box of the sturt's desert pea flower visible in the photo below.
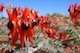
[0,3,4,12]
[68,3,80,24]
[6,7,18,51]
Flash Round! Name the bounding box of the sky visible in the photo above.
[0,0,80,17]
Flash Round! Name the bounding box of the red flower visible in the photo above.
[6,8,18,50]
[68,3,79,23]
[39,16,50,30]
[17,7,23,15]
[19,8,36,47]
[45,28,56,39]
[59,32,68,41]
[0,3,4,12]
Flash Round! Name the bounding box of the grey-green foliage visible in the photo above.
[0,18,8,35]
[34,33,64,53]
[0,25,8,35]
[65,29,79,39]
[48,39,63,53]
[50,13,64,18]
[64,29,80,45]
